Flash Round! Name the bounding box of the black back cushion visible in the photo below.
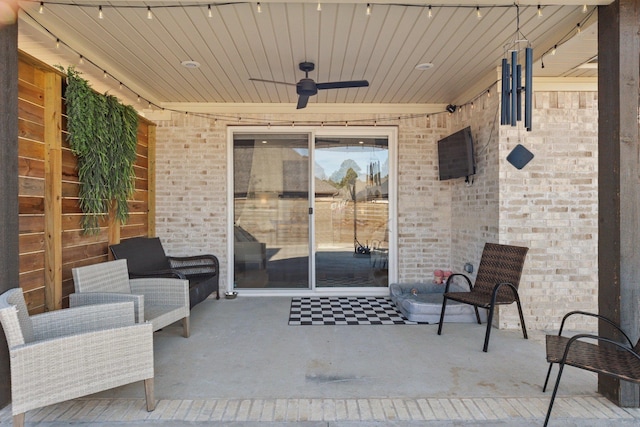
[110,237,171,272]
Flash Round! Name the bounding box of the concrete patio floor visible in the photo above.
[2,296,640,426]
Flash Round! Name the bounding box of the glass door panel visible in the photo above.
[233,133,310,289]
[314,137,389,288]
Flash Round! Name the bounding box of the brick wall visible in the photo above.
[153,90,598,331]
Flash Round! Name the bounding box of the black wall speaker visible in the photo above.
[507,144,534,169]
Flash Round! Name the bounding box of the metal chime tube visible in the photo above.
[501,58,509,125]
[510,50,517,126]
[516,64,522,121]
[525,47,533,131]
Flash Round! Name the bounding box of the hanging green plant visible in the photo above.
[62,67,138,234]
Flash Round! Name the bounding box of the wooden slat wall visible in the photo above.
[17,52,156,313]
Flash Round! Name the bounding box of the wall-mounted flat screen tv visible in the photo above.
[437,126,476,181]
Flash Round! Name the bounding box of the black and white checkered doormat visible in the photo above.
[288,296,422,325]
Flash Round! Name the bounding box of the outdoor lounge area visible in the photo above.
[3,1,640,425]
[1,297,639,426]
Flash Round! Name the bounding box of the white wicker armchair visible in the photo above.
[0,288,155,427]
[70,259,191,337]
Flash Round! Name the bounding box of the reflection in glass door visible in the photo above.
[314,137,389,288]
[233,134,310,289]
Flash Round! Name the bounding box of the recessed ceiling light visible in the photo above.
[181,60,201,69]
[415,62,434,71]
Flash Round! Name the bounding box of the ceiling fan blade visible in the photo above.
[296,94,309,109]
[249,78,296,86]
[316,80,369,90]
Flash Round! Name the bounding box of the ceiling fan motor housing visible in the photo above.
[297,78,318,96]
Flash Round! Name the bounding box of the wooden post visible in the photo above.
[148,125,156,237]
[44,72,63,311]
[0,3,20,408]
[598,0,640,406]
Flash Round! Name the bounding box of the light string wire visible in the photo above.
[20,3,595,127]
[540,6,596,69]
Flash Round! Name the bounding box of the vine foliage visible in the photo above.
[63,67,138,234]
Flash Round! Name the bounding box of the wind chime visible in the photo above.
[501,4,533,131]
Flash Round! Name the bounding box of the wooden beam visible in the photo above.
[44,72,62,311]
[148,124,156,237]
[0,6,19,409]
[598,0,640,407]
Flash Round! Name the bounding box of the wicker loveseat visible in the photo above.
[0,288,155,427]
[110,237,220,308]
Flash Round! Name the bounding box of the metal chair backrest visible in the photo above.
[472,243,529,301]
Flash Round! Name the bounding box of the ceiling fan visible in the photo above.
[250,62,369,109]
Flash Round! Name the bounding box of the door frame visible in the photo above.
[226,125,398,296]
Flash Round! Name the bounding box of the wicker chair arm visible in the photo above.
[9,322,153,415]
[128,269,186,280]
[31,301,137,340]
[557,311,634,347]
[490,281,519,299]
[444,273,472,293]
[69,292,144,324]
[130,278,190,308]
[167,254,219,277]
[560,333,640,363]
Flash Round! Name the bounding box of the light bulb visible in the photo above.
[147,6,153,20]
[577,23,581,34]
[39,2,44,14]
[99,6,103,19]
[208,5,212,18]
[537,5,542,18]
[551,45,557,55]
[428,6,433,19]
[257,2,261,13]
[79,55,84,65]
[366,3,371,16]
[476,7,482,20]
[317,2,321,12]
[103,70,107,79]
[582,4,588,13]
[55,38,60,49]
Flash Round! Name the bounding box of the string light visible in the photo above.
[55,38,60,49]
[537,5,542,18]
[103,70,107,79]
[476,6,482,20]
[582,4,588,13]
[257,2,261,14]
[428,6,433,19]
[551,45,557,55]
[39,2,44,14]
[576,23,581,34]
[137,95,141,103]
[98,5,103,19]
[79,55,84,65]
[366,3,371,16]
[317,2,321,12]
[147,6,152,20]
[208,5,212,18]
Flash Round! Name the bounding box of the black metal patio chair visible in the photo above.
[436,242,529,352]
[542,310,640,427]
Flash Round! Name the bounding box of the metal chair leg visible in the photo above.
[483,304,495,352]
[515,295,528,339]
[474,306,482,324]
[542,363,554,392]
[544,362,566,427]
[437,297,448,335]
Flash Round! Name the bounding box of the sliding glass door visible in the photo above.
[314,137,389,288]
[230,128,395,292]
[233,133,310,289]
